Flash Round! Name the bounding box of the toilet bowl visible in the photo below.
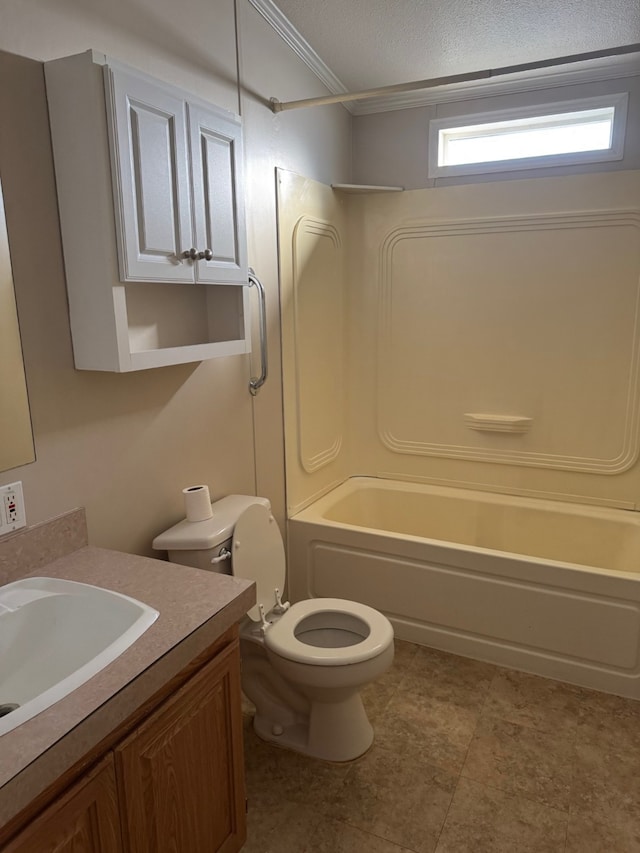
[153,495,394,761]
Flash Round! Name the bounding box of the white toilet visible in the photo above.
[152,495,394,762]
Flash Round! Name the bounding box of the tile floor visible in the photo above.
[241,640,640,852]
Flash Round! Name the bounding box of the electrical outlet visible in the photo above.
[0,482,26,536]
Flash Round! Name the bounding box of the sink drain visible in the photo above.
[0,703,19,718]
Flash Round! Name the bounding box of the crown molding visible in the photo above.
[247,0,354,111]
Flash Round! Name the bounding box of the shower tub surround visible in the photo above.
[288,477,640,698]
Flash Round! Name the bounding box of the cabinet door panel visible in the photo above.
[106,68,194,283]
[115,642,246,853]
[3,757,122,853]
[188,105,248,285]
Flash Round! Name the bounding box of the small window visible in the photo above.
[428,93,628,179]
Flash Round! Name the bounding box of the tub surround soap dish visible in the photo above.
[464,413,533,433]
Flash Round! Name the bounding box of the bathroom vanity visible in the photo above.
[0,536,255,852]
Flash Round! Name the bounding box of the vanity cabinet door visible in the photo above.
[115,641,246,853]
[188,103,248,286]
[105,67,194,284]
[2,756,122,853]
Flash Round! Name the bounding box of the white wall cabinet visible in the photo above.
[188,101,247,285]
[106,66,247,286]
[45,51,250,371]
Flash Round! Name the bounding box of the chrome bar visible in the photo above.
[248,268,268,395]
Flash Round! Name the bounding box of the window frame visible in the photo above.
[427,92,629,179]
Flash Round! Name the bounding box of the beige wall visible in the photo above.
[0,0,351,555]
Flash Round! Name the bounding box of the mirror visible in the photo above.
[0,173,35,471]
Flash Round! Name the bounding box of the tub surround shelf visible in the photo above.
[464,413,533,433]
[0,545,255,845]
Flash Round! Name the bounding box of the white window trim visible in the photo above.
[427,92,629,179]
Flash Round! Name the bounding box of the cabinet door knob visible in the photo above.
[182,248,199,260]
[198,248,213,261]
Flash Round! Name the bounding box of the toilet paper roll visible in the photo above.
[182,485,213,522]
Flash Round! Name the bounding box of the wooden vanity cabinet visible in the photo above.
[2,635,246,853]
[2,757,122,853]
[116,641,246,853]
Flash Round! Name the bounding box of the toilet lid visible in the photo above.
[232,504,285,621]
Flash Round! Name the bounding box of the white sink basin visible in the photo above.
[0,577,159,736]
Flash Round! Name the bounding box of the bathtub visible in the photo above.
[287,477,640,698]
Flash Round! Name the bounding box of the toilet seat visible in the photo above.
[231,504,393,668]
[264,598,394,666]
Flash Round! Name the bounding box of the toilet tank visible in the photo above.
[152,494,270,573]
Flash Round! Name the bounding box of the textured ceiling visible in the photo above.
[272,0,640,92]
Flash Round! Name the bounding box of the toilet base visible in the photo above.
[240,617,392,762]
[252,691,374,762]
